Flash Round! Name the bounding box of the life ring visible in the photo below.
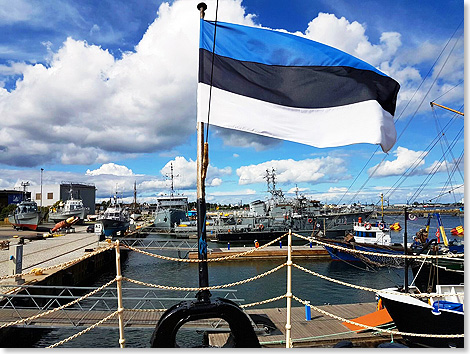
[308,218,313,224]
[237,219,242,224]
[378,222,385,230]
[258,224,265,231]
[284,215,288,220]
[364,223,372,230]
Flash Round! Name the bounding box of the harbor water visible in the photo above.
[32,214,463,347]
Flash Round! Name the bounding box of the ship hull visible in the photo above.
[8,213,40,231]
[154,209,188,232]
[100,219,130,236]
[322,239,404,266]
[379,290,464,348]
[49,209,87,224]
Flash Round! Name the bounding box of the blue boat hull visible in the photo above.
[101,219,130,236]
[323,240,404,265]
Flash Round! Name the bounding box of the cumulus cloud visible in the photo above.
[0,0,257,167]
[367,146,457,179]
[369,147,425,177]
[302,13,401,67]
[236,157,349,185]
[86,163,135,176]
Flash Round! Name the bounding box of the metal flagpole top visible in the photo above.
[198,2,207,19]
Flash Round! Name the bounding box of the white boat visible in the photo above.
[49,198,89,224]
[377,284,464,347]
[8,200,41,231]
[349,218,391,246]
[98,194,130,237]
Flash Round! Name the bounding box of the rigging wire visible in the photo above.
[432,107,461,206]
[341,20,463,207]
[432,105,465,182]
[407,126,463,204]
[432,80,464,103]
[205,0,219,143]
[437,149,464,199]
[383,114,458,201]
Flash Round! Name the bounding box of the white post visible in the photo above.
[285,229,293,348]
[115,240,125,348]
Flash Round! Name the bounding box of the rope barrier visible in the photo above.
[0,244,115,281]
[293,295,464,339]
[47,311,118,348]
[241,294,287,308]
[292,263,463,298]
[122,262,286,291]
[293,233,464,259]
[0,278,116,329]
[120,233,287,263]
[2,228,463,347]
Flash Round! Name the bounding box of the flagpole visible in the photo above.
[403,207,408,293]
[196,2,210,303]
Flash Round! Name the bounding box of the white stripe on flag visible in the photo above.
[197,84,397,152]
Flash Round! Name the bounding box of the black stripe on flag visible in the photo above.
[199,48,399,116]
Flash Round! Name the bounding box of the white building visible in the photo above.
[27,183,96,214]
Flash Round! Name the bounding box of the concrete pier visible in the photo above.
[0,224,109,287]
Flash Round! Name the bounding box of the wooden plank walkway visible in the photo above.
[0,303,397,347]
[188,245,329,261]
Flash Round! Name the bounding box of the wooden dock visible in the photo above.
[0,302,396,347]
[189,245,329,261]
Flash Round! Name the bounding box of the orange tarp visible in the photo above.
[342,308,393,332]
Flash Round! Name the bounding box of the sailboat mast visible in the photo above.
[196,2,210,302]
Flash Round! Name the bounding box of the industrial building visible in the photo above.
[0,190,31,209]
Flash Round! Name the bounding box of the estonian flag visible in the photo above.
[197,20,400,153]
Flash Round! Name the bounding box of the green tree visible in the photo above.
[0,204,18,220]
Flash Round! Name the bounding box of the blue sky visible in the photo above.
[0,0,465,206]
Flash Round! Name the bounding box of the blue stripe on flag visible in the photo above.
[200,19,387,77]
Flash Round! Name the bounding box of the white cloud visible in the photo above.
[302,13,401,67]
[209,178,223,187]
[286,187,310,194]
[86,163,134,176]
[0,0,257,167]
[237,157,348,185]
[209,189,256,196]
[369,146,425,177]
